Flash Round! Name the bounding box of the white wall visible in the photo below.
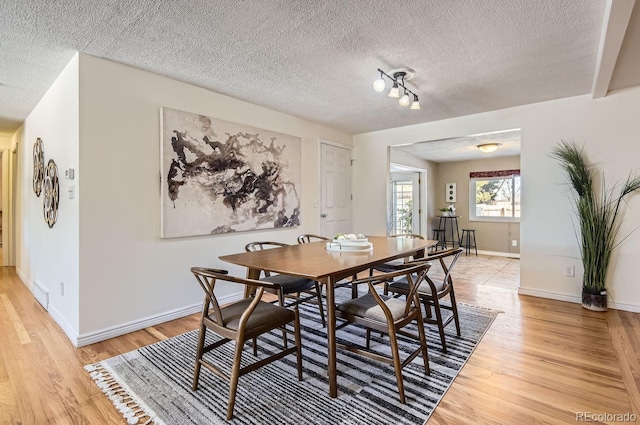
[75,54,352,342]
[18,54,80,335]
[354,87,640,311]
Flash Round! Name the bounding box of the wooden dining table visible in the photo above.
[219,235,438,398]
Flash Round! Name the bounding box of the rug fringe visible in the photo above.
[85,363,162,425]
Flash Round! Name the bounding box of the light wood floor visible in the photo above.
[0,256,639,424]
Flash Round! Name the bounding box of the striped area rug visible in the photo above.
[86,289,499,425]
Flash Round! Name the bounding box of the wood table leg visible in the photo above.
[244,267,261,298]
[325,276,337,397]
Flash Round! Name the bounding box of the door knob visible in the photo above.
[321,214,327,218]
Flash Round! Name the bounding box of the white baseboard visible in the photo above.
[15,268,79,344]
[17,267,247,347]
[48,304,80,345]
[518,287,580,304]
[16,267,29,290]
[517,287,640,313]
[76,292,244,347]
[476,250,520,258]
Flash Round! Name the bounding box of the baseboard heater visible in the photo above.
[33,280,50,311]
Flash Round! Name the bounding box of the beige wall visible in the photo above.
[0,136,11,149]
[436,156,520,254]
[389,148,520,254]
[354,87,640,312]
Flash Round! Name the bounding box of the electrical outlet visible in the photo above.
[511,240,518,247]
[565,266,575,277]
[60,282,65,296]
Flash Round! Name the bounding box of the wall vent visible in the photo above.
[33,280,49,311]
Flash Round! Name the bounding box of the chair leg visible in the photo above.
[314,282,326,327]
[293,309,303,381]
[432,299,448,353]
[192,324,207,391]
[415,310,430,375]
[226,340,245,420]
[449,289,461,336]
[422,298,433,319]
[387,326,405,404]
[278,292,288,349]
[365,328,372,349]
[252,337,258,356]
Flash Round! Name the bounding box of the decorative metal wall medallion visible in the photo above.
[33,138,45,196]
[43,159,59,228]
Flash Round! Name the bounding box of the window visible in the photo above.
[469,169,520,221]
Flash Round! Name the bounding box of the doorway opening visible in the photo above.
[389,171,420,235]
[388,162,425,236]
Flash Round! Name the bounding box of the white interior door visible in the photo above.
[320,142,352,238]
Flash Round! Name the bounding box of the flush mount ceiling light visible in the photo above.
[373,67,420,110]
[477,143,501,153]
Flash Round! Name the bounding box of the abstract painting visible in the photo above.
[160,107,301,238]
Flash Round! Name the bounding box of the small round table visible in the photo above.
[436,215,461,249]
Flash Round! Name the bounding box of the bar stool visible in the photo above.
[432,229,446,250]
[460,229,477,256]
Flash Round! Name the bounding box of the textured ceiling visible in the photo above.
[1,0,639,138]
[393,129,521,163]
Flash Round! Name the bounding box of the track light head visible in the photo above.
[410,94,420,110]
[388,82,400,98]
[399,90,410,106]
[373,70,385,92]
[373,78,385,92]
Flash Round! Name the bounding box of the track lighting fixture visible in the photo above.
[373,67,420,110]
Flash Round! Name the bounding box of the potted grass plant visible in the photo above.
[551,140,640,311]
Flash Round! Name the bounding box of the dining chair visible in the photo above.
[370,233,425,274]
[297,233,360,297]
[245,241,326,328]
[296,233,330,244]
[190,267,303,420]
[361,234,425,297]
[335,262,431,403]
[384,247,463,353]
